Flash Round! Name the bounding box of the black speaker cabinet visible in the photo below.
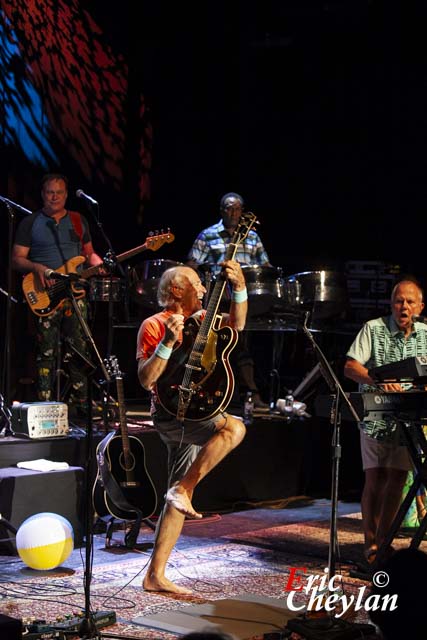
[0,466,84,555]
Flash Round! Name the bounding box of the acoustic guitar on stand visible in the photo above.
[92,356,157,522]
[22,231,174,317]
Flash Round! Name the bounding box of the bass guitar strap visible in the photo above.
[96,432,143,520]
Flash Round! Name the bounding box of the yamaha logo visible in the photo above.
[374,395,392,404]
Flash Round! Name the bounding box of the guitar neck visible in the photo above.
[80,242,150,279]
[190,239,240,357]
[115,377,132,474]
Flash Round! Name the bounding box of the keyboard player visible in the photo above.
[343,279,427,566]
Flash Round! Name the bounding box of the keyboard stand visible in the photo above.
[374,420,427,566]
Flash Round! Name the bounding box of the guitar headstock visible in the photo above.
[104,355,122,379]
[234,212,258,244]
[146,230,175,252]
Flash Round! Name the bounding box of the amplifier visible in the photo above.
[11,402,69,438]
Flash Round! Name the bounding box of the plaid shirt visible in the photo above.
[346,315,427,439]
[187,219,270,273]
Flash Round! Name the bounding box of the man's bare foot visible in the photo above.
[143,574,193,595]
[166,485,202,519]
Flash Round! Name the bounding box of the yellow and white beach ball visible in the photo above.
[16,512,74,570]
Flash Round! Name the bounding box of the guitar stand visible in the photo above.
[102,515,155,551]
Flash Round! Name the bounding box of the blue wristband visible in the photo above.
[154,343,172,360]
[232,288,248,303]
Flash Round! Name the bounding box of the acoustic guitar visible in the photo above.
[156,212,257,422]
[22,231,174,316]
[92,356,157,522]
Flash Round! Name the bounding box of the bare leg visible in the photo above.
[143,503,191,594]
[165,415,246,518]
[416,492,427,522]
[376,468,408,547]
[143,415,245,593]
[361,468,385,559]
[362,467,408,563]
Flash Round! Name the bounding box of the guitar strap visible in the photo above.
[69,211,84,247]
[96,432,143,519]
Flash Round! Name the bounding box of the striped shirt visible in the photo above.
[187,219,270,273]
[346,315,427,439]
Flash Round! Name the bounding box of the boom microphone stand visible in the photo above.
[76,194,124,431]
[60,279,114,639]
[285,313,375,639]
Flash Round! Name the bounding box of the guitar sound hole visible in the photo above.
[119,452,135,472]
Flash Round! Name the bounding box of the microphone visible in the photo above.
[412,315,427,324]
[44,269,81,282]
[276,395,310,419]
[75,189,98,205]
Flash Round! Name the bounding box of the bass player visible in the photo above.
[137,262,247,593]
[12,173,104,419]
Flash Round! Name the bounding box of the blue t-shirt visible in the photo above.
[14,210,91,270]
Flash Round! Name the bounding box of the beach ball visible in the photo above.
[16,512,74,570]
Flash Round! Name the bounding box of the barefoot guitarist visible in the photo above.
[12,173,104,418]
[137,263,247,594]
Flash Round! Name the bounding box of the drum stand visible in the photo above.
[268,331,285,410]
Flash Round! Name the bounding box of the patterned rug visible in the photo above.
[0,530,382,639]
[224,512,427,567]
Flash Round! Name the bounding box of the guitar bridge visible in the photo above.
[120,481,140,488]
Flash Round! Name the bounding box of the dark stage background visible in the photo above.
[1,1,427,403]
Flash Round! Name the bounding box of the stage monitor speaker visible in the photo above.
[0,466,84,555]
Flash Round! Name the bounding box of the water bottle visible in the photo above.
[243,391,254,425]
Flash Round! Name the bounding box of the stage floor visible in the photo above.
[2,497,421,638]
[0,401,380,638]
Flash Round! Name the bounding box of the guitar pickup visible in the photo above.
[28,291,37,303]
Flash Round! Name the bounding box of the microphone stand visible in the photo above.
[78,199,124,425]
[60,281,114,639]
[285,313,372,639]
[0,196,32,435]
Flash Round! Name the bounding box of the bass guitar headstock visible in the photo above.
[146,229,175,252]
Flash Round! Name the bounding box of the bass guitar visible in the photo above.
[157,212,257,422]
[92,356,157,522]
[22,231,174,316]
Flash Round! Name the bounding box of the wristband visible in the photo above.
[232,287,248,303]
[154,343,172,360]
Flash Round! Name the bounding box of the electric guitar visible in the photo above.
[156,212,257,422]
[22,231,174,316]
[92,356,157,521]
